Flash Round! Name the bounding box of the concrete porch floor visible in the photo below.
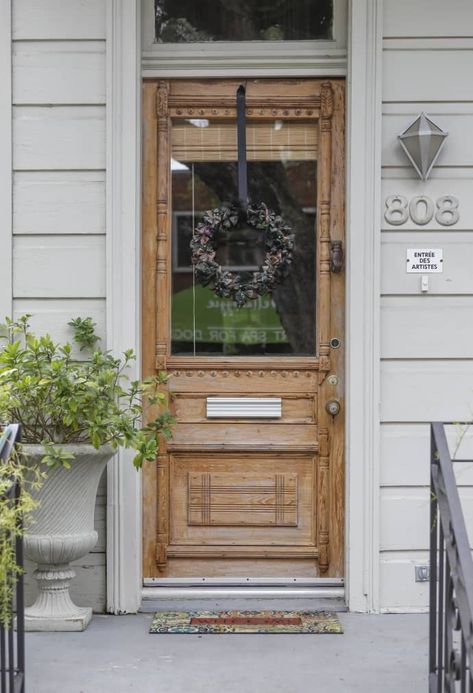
[27,600,428,693]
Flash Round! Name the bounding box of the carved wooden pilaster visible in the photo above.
[318,428,330,574]
[155,81,170,371]
[156,453,169,571]
[318,82,334,380]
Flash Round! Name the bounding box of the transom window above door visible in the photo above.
[155,0,334,43]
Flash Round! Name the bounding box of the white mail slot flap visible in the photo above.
[206,397,282,419]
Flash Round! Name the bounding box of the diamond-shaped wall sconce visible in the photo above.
[398,113,448,180]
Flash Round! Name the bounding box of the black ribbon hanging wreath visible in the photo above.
[190,85,294,309]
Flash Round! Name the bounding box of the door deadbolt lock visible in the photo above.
[325,399,341,417]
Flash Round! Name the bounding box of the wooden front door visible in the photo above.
[142,79,345,579]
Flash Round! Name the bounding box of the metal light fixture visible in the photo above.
[398,113,448,180]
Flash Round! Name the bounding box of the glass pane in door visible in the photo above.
[171,118,317,357]
[155,0,333,43]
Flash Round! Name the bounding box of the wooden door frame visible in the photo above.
[141,77,345,579]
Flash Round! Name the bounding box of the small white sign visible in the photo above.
[406,248,443,273]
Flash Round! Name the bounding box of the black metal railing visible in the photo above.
[430,422,473,692]
[0,424,24,693]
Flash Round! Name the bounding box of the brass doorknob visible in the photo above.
[325,400,341,417]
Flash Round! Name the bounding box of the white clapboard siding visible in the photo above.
[383,168,473,181]
[12,299,106,359]
[13,106,105,170]
[380,551,430,612]
[12,0,106,40]
[381,361,473,422]
[13,172,105,235]
[93,472,107,553]
[381,487,473,551]
[381,423,473,487]
[13,236,106,298]
[383,41,473,103]
[381,178,473,231]
[381,297,473,359]
[382,112,473,169]
[13,42,106,105]
[384,0,473,38]
[381,232,473,295]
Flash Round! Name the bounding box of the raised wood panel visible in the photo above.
[172,393,315,424]
[169,454,316,546]
[13,235,105,298]
[13,298,106,359]
[381,178,473,231]
[382,113,473,169]
[381,233,473,295]
[383,0,473,38]
[381,361,473,422]
[12,0,106,39]
[168,78,323,117]
[188,472,298,527]
[169,423,318,452]
[379,551,429,612]
[383,49,473,103]
[381,487,473,551]
[13,106,105,170]
[14,172,105,234]
[381,423,473,487]
[13,42,105,105]
[164,558,319,578]
[167,369,318,394]
[381,297,473,358]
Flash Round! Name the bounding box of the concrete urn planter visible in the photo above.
[22,445,114,632]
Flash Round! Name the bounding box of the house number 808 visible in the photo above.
[384,195,459,227]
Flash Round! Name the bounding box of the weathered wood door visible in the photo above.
[142,79,345,579]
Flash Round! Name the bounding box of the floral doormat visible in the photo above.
[149,610,343,634]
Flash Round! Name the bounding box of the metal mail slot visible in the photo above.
[206,397,282,419]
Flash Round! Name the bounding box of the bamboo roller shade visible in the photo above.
[172,120,318,162]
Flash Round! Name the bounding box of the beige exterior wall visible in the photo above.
[6,0,473,613]
[379,0,473,611]
[11,0,108,613]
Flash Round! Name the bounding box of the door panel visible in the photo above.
[142,78,345,579]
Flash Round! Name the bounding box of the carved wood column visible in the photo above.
[317,81,335,574]
[318,428,330,573]
[318,81,334,373]
[155,80,170,372]
[155,81,171,571]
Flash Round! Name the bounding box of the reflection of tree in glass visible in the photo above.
[155,0,333,43]
[192,160,316,355]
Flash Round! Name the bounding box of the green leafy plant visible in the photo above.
[0,432,43,626]
[0,315,174,469]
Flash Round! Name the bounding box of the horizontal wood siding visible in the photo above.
[13,42,106,105]
[13,236,106,298]
[12,0,106,40]
[380,0,473,612]
[13,172,105,235]
[383,1,473,38]
[13,106,106,170]
[11,0,107,612]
